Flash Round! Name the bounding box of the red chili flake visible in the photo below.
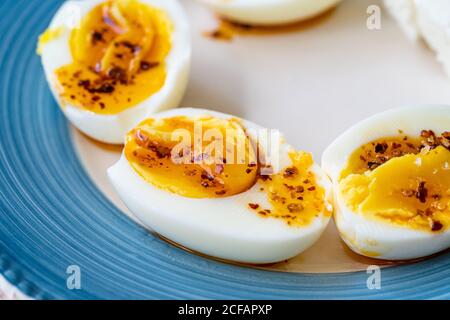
[431,221,443,232]
[441,131,450,147]
[248,203,259,210]
[92,95,101,102]
[421,130,438,149]
[184,169,197,176]
[283,167,298,178]
[259,175,271,181]
[201,181,209,188]
[201,170,215,181]
[140,61,159,71]
[78,79,90,88]
[421,130,436,138]
[215,190,226,196]
[96,83,115,93]
[79,79,115,95]
[283,184,295,191]
[246,168,252,174]
[308,186,316,191]
[375,142,388,154]
[117,41,140,54]
[147,142,171,159]
[287,203,303,213]
[107,66,127,81]
[367,161,380,170]
[391,149,404,157]
[271,194,286,204]
[91,31,104,45]
[416,181,428,203]
[99,102,105,109]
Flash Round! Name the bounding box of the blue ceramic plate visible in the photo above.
[1,0,449,299]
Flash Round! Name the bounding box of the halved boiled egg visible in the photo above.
[38,0,191,144]
[108,108,333,263]
[322,106,450,260]
[194,0,342,26]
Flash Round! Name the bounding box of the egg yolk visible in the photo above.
[340,131,450,233]
[340,136,422,179]
[124,116,258,198]
[248,152,330,227]
[53,0,171,115]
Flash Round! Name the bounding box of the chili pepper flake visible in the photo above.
[431,220,443,232]
[283,167,298,178]
[140,61,160,71]
[287,203,303,213]
[416,181,428,203]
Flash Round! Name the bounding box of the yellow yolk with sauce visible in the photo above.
[340,145,450,233]
[249,152,330,227]
[53,0,172,115]
[124,116,258,198]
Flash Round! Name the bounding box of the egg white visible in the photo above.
[383,0,419,40]
[384,0,450,77]
[322,105,450,260]
[40,0,191,144]
[195,0,342,26]
[108,108,333,264]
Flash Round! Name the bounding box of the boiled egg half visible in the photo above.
[194,0,342,26]
[38,0,191,144]
[108,108,333,263]
[322,106,450,260]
